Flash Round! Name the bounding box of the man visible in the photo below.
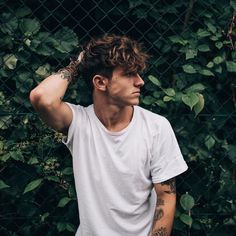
[30,34,188,236]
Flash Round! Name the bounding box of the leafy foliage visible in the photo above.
[0,0,235,235]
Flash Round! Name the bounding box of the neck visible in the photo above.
[93,95,134,132]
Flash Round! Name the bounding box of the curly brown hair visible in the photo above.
[78,34,149,88]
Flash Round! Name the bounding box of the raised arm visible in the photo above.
[152,178,176,236]
[29,59,79,134]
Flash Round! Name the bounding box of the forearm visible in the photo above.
[152,193,176,236]
[152,178,176,236]
[30,57,80,107]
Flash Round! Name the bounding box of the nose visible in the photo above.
[135,74,145,87]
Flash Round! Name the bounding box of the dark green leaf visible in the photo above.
[198,44,210,52]
[58,197,72,207]
[182,93,199,110]
[148,75,161,87]
[180,214,193,227]
[180,193,195,210]
[19,18,40,37]
[198,69,214,76]
[3,54,18,69]
[52,27,78,53]
[185,83,206,93]
[205,135,215,150]
[193,94,205,116]
[226,61,236,72]
[182,65,197,74]
[197,29,211,38]
[23,178,43,194]
[0,179,10,190]
[213,56,223,64]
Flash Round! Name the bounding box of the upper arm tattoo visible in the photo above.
[160,177,176,194]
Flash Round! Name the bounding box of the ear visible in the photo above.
[92,75,108,91]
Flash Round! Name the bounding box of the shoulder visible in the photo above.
[135,106,169,125]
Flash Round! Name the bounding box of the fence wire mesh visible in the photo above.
[0,0,236,235]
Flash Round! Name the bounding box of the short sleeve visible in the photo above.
[62,103,82,152]
[150,117,188,183]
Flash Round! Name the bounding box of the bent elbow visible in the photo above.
[29,87,53,110]
[30,87,44,106]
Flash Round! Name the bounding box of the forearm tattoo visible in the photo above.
[156,198,164,207]
[160,178,176,194]
[152,227,168,236]
[56,70,73,83]
[154,208,164,222]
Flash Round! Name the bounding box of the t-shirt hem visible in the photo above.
[152,164,188,184]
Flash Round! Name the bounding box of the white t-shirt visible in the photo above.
[63,104,188,236]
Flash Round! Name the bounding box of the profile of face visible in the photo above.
[105,67,145,107]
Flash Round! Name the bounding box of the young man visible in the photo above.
[30,34,188,236]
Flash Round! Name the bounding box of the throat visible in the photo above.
[94,105,134,132]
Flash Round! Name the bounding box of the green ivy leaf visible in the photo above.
[52,27,78,53]
[10,151,23,161]
[142,96,156,105]
[46,176,60,183]
[206,22,217,34]
[205,135,215,150]
[0,179,10,190]
[163,96,173,102]
[198,69,214,76]
[197,29,211,38]
[23,178,43,194]
[182,93,199,110]
[0,13,18,35]
[215,65,222,73]
[226,61,236,72]
[19,18,40,37]
[186,48,197,60]
[148,75,161,87]
[198,44,210,52]
[182,65,197,74]
[180,213,193,227]
[185,83,206,93]
[206,61,214,68]
[62,167,73,175]
[193,94,205,116]
[213,56,223,64]
[169,35,188,45]
[162,88,175,97]
[57,222,66,232]
[35,63,51,78]
[58,197,72,207]
[215,41,223,49]
[3,54,18,69]
[180,193,195,210]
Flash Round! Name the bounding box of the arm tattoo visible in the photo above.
[152,227,168,236]
[156,198,164,207]
[58,70,73,83]
[154,208,164,222]
[160,178,176,194]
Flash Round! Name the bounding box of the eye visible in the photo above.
[124,72,135,77]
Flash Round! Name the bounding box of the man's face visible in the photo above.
[105,67,145,107]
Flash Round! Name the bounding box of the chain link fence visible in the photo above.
[0,0,236,235]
